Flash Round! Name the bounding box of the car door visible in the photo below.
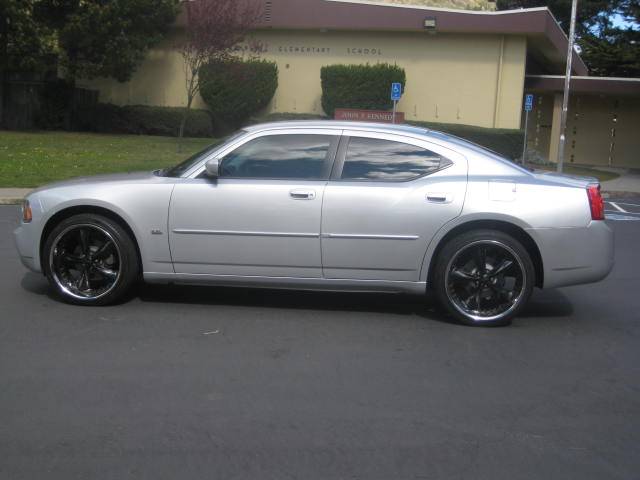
[168,129,340,278]
[321,131,467,282]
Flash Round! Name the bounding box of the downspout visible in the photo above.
[493,36,505,128]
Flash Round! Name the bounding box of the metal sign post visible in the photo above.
[391,83,402,124]
[522,94,534,168]
[557,0,579,173]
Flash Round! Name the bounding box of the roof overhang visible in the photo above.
[526,75,640,95]
[247,0,587,75]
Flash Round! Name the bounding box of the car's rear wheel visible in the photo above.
[433,229,535,326]
[43,214,139,306]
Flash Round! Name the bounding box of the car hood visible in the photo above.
[31,171,162,194]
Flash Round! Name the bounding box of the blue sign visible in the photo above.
[524,94,534,112]
[391,83,402,101]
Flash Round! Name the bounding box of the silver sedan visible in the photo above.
[14,121,614,326]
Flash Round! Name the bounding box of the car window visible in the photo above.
[220,134,333,180]
[162,131,245,177]
[341,137,451,181]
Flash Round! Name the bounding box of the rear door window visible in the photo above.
[341,137,451,181]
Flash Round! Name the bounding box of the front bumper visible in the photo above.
[14,222,41,273]
[528,221,614,289]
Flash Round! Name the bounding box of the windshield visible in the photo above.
[161,131,246,177]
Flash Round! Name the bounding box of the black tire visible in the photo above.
[432,229,535,326]
[43,213,139,306]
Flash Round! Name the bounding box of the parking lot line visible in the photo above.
[605,213,640,221]
[608,202,627,213]
[609,201,640,208]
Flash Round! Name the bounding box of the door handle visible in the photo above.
[289,189,316,200]
[426,192,454,203]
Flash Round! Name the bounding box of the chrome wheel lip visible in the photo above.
[48,224,122,301]
[444,240,526,323]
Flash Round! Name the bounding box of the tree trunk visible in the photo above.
[178,94,194,152]
[64,77,77,131]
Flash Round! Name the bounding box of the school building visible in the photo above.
[81,0,640,167]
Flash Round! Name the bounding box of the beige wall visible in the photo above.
[80,29,528,129]
[525,92,640,168]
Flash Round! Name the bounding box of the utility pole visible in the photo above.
[557,0,579,173]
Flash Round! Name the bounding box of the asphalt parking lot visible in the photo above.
[1,202,639,480]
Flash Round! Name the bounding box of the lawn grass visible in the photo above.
[0,131,214,188]
[536,164,620,183]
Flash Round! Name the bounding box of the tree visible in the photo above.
[496,0,639,77]
[1,0,180,128]
[1,1,57,74]
[1,0,179,81]
[496,0,617,34]
[580,0,640,76]
[178,0,263,140]
[55,0,180,83]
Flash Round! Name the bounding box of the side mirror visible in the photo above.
[205,158,220,178]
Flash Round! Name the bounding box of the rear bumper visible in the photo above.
[528,221,614,289]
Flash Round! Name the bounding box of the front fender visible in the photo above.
[35,183,175,275]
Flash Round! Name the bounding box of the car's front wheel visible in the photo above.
[433,229,535,326]
[43,213,139,306]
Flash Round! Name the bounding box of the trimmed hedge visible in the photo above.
[200,58,278,128]
[321,63,406,117]
[408,120,525,160]
[74,104,214,137]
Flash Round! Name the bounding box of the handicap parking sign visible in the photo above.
[525,94,534,112]
[391,83,402,101]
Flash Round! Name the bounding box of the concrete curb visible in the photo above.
[601,191,640,199]
[0,198,24,206]
[0,189,33,205]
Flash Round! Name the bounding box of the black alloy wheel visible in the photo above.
[433,230,535,326]
[43,214,139,305]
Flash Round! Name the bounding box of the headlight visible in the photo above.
[22,199,32,223]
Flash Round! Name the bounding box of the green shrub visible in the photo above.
[199,58,278,128]
[75,104,214,137]
[408,120,524,160]
[320,63,406,117]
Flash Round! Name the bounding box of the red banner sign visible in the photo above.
[334,108,405,124]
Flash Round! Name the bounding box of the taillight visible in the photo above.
[586,184,605,221]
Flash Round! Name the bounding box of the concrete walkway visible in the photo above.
[0,189,32,205]
[601,171,640,195]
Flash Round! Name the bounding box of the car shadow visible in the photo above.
[136,283,575,324]
[20,271,51,296]
[21,271,575,324]
[136,281,450,318]
[519,288,574,318]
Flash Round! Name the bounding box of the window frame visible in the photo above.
[190,129,341,182]
[330,132,455,183]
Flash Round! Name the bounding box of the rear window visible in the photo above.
[341,137,451,181]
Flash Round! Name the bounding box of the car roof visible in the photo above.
[243,120,529,175]
[244,120,429,137]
